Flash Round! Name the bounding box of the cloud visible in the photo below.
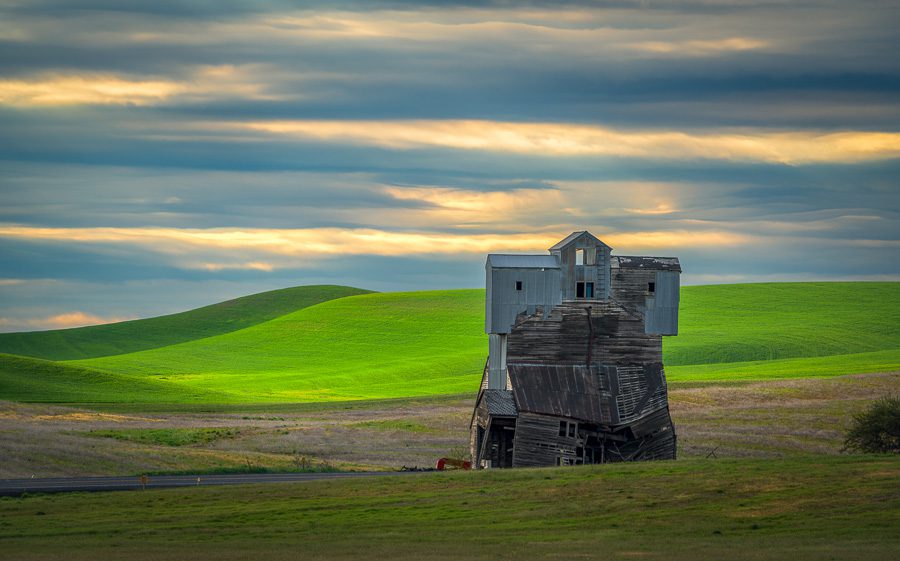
[0,224,753,268]
[0,311,134,331]
[0,75,183,106]
[0,66,293,106]
[627,37,769,56]
[236,120,900,164]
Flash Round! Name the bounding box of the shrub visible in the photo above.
[843,396,900,454]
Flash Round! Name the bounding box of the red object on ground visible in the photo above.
[435,458,472,470]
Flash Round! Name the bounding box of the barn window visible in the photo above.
[576,282,594,299]
[559,421,578,438]
[515,281,523,291]
[648,282,656,293]
[575,248,584,265]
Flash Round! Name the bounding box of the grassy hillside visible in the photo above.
[0,353,229,403]
[0,282,897,404]
[0,285,371,360]
[72,290,486,402]
[666,282,900,365]
[2,456,898,561]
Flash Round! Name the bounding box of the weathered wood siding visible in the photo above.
[610,261,680,336]
[506,301,663,365]
[512,413,579,467]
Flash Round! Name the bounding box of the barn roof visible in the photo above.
[548,230,611,251]
[507,363,606,423]
[486,254,559,269]
[611,255,681,272]
[482,389,518,417]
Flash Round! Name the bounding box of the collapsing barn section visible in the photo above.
[471,231,680,468]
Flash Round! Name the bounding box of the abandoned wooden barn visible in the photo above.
[470,231,680,468]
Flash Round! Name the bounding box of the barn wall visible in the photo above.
[512,413,580,467]
[506,301,663,365]
[610,266,680,336]
[645,271,679,335]
[486,266,560,334]
[552,234,611,301]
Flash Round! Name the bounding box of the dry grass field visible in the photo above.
[2,372,896,478]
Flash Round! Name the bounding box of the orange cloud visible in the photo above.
[0,225,750,266]
[0,66,287,107]
[628,37,769,56]
[236,120,900,164]
[0,75,184,106]
[0,311,134,331]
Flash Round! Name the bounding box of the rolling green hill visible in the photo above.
[72,290,486,402]
[0,285,371,360]
[0,282,897,404]
[0,353,230,403]
[664,282,900,382]
[665,282,900,365]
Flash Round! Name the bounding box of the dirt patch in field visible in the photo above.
[0,373,897,477]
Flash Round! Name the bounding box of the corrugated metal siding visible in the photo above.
[552,233,612,301]
[645,271,679,335]
[487,254,559,269]
[486,266,561,334]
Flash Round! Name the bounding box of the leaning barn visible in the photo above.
[470,231,681,468]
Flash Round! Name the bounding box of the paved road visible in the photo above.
[0,471,417,496]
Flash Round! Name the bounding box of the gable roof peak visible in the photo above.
[548,230,610,252]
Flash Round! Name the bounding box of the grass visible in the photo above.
[0,282,897,405]
[71,290,487,403]
[83,428,241,447]
[350,420,436,433]
[666,282,900,365]
[0,353,230,403]
[0,285,371,360]
[0,455,897,560]
[3,373,897,477]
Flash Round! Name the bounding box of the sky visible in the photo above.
[1,0,899,332]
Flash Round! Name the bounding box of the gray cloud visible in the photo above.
[0,0,898,327]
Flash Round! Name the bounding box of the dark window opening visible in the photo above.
[559,421,567,437]
[576,282,594,299]
[648,282,656,293]
[515,281,523,291]
[568,422,577,438]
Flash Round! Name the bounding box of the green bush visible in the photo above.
[843,396,900,454]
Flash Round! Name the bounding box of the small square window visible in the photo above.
[515,281,523,291]
[576,282,594,299]
[648,282,656,293]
